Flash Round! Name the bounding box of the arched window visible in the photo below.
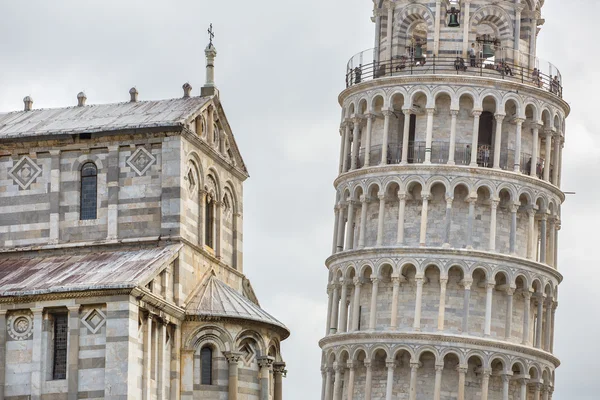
[200,346,213,385]
[80,162,97,220]
[205,195,215,248]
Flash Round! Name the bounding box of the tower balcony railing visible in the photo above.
[345,48,563,98]
[351,142,552,178]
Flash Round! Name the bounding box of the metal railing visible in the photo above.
[345,49,563,98]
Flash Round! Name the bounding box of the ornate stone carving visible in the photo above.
[126,147,156,176]
[9,156,42,189]
[7,311,34,340]
[81,308,107,334]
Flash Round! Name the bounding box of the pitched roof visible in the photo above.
[0,96,211,139]
[0,244,182,297]
[186,273,289,337]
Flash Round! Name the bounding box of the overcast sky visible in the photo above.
[0,1,598,399]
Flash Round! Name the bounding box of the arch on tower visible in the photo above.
[470,5,514,40]
[395,4,435,58]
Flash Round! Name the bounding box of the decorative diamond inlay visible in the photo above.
[81,308,107,334]
[126,147,156,176]
[7,311,34,341]
[9,156,42,189]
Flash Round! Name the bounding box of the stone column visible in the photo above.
[502,374,511,400]
[49,149,61,243]
[273,362,286,400]
[369,278,379,330]
[413,277,424,331]
[462,280,473,334]
[531,124,540,177]
[481,369,491,400]
[540,214,548,264]
[509,203,519,254]
[144,314,153,400]
[170,324,181,400]
[325,285,333,335]
[484,282,495,336]
[0,310,6,400]
[433,364,443,400]
[466,197,475,249]
[470,111,482,166]
[457,366,468,400]
[519,378,528,400]
[548,217,556,267]
[533,383,541,400]
[323,367,333,400]
[386,2,394,61]
[527,209,536,259]
[514,7,522,61]
[419,194,430,246]
[438,278,448,331]
[434,0,441,55]
[522,291,532,345]
[376,193,386,246]
[330,284,340,334]
[390,276,401,329]
[493,114,505,169]
[401,110,411,164]
[364,114,374,167]
[448,110,459,164]
[381,110,392,165]
[424,108,435,164]
[514,118,524,172]
[338,124,346,174]
[346,362,356,400]
[543,131,552,182]
[542,386,549,400]
[351,119,361,170]
[385,360,395,400]
[258,356,274,400]
[224,352,243,400]
[332,205,340,254]
[409,362,419,400]
[342,122,352,172]
[180,349,195,400]
[535,294,544,348]
[505,288,515,340]
[67,306,81,400]
[352,278,362,331]
[332,363,343,400]
[338,281,349,333]
[558,139,564,186]
[443,196,453,247]
[358,196,368,248]
[336,203,346,252]
[462,1,471,57]
[545,299,553,351]
[345,200,355,250]
[551,303,558,353]
[489,199,499,251]
[397,193,407,245]
[31,308,44,400]
[364,361,373,400]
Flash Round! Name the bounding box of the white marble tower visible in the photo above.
[320,1,568,399]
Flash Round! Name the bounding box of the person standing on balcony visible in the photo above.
[470,43,477,67]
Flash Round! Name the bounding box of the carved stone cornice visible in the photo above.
[318,331,560,367]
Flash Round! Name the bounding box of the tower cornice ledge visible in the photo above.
[334,164,565,203]
[325,246,563,284]
[338,75,570,117]
[318,331,561,367]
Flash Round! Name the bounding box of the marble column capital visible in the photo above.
[257,356,275,369]
[410,361,421,370]
[273,362,287,376]
[461,279,473,290]
[471,109,483,118]
[353,277,363,287]
[426,108,436,116]
[402,109,412,116]
[223,351,244,364]
[494,113,506,122]
[382,109,394,118]
[450,109,459,117]
[363,360,372,369]
[435,364,444,372]
[457,365,468,374]
[514,117,526,125]
[370,277,379,284]
[386,360,397,369]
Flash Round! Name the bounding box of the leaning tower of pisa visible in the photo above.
[320,1,568,399]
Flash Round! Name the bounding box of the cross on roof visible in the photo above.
[208,23,215,47]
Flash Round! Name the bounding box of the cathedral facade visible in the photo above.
[0,42,288,400]
[320,1,567,399]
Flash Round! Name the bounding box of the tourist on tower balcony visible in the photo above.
[470,43,477,67]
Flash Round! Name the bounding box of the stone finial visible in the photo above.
[182,82,193,98]
[23,96,33,111]
[129,87,139,103]
[77,92,87,107]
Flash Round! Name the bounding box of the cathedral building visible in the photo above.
[0,39,288,400]
[321,0,567,399]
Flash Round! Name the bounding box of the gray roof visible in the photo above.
[0,96,211,139]
[0,244,181,297]
[186,273,289,336]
